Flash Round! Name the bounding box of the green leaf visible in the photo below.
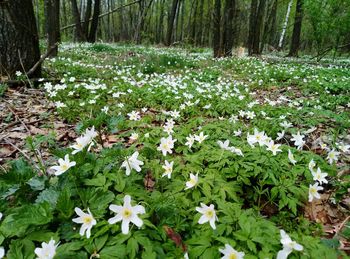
[89,190,115,217]
[95,234,109,251]
[126,237,139,259]
[56,241,86,254]
[84,174,106,187]
[7,239,35,259]
[26,230,58,242]
[27,176,47,191]
[99,244,126,259]
[56,187,74,219]
[35,188,59,207]
[0,202,53,238]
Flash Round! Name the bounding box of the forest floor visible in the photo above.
[0,43,349,258]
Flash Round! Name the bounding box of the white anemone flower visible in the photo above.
[195,203,218,230]
[194,132,208,144]
[219,244,245,259]
[312,167,328,185]
[290,131,305,150]
[288,150,297,165]
[121,151,144,176]
[266,141,282,156]
[162,160,174,179]
[308,182,323,202]
[277,230,303,259]
[0,247,4,259]
[185,134,195,148]
[326,149,340,164]
[72,207,97,238]
[308,159,316,173]
[71,135,93,154]
[50,154,76,176]
[108,195,145,234]
[185,173,198,190]
[217,140,231,151]
[34,239,59,259]
[157,135,176,156]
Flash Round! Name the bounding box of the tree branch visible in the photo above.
[60,0,141,31]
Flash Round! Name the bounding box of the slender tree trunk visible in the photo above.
[223,0,236,56]
[156,0,165,43]
[0,0,41,77]
[196,0,204,46]
[251,0,267,55]
[262,0,277,51]
[83,0,93,37]
[248,0,258,55]
[174,0,182,42]
[191,0,198,44]
[88,0,101,42]
[268,0,278,47]
[45,0,60,57]
[179,0,185,42]
[165,0,179,46]
[213,0,221,57]
[135,0,154,44]
[278,0,293,49]
[288,0,303,56]
[71,0,85,41]
[205,0,212,46]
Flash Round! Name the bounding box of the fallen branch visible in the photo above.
[0,118,44,133]
[0,78,86,87]
[311,42,350,61]
[3,138,42,172]
[5,101,31,133]
[26,43,58,77]
[61,0,141,31]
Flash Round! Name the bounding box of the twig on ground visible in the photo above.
[5,101,31,133]
[3,138,41,172]
[334,215,350,238]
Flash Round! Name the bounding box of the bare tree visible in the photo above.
[70,0,86,41]
[248,0,267,55]
[0,0,41,77]
[88,0,101,42]
[45,0,60,57]
[223,0,236,56]
[213,0,222,57]
[288,0,303,56]
[278,0,293,49]
[165,0,180,46]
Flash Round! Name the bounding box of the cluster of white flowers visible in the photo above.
[247,128,282,156]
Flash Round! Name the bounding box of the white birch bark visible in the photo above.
[278,0,293,48]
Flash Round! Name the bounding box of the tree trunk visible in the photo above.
[45,0,60,57]
[70,0,85,41]
[165,0,179,46]
[191,0,198,44]
[268,0,278,47]
[278,0,293,49]
[250,0,267,55]
[156,0,165,43]
[213,0,221,57]
[288,0,303,57]
[261,0,277,51]
[196,0,204,46]
[0,0,41,78]
[83,0,93,37]
[135,0,154,44]
[88,0,101,42]
[223,0,236,56]
[247,0,258,55]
